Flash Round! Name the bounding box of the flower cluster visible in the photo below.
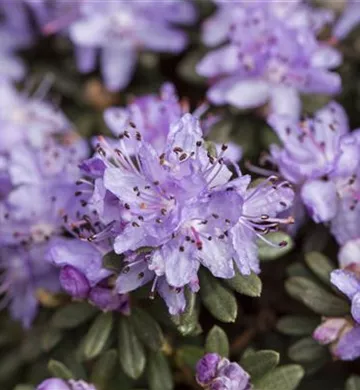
[37,378,96,390]
[313,267,360,361]
[71,98,294,314]
[266,101,360,244]
[197,0,341,118]
[36,0,196,91]
[196,353,251,390]
[0,81,89,327]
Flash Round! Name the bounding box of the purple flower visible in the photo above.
[88,113,293,314]
[37,378,96,390]
[0,91,89,326]
[196,353,251,390]
[338,239,360,272]
[102,83,242,160]
[268,102,360,230]
[197,1,341,118]
[0,81,80,153]
[42,1,196,91]
[328,269,360,360]
[333,1,360,39]
[0,244,60,328]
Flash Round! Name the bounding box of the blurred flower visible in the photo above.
[338,239,360,272]
[197,1,341,118]
[196,353,251,390]
[41,0,196,91]
[37,378,96,390]
[268,102,360,230]
[0,86,89,327]
[333,0,360,39]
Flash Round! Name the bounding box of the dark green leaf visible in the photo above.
[285,277,349,316]
[258,232,294,261]
[241,350,279,380]
[288,337,328,363]
[51,302,97,329]
[82,312,113,360]
[118,317,146,379]
[13,386,34,390]
[305,252,334,286]
[205,326,230,358]
[41,327,63,352]
[147,351,174,390]
[0,351,23,380]
[172,290,201,336]
[48,360,74,380]
[102,251,125,272]
[277,316,320,336]
[131,308,164,351]
[225,271,262,297]
[91,349,117,390]
[346,375,360,390]
[176,346,204,372]
[199,268,238,323]
[254,364,304,390]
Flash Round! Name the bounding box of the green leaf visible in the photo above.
[258,232,294,261]
[346,375,360,390]
[288,337,328,363]
[131,308,164,351]
[0,351,22,380]
[199,268,238,323]
[51,302,98,329]
[48,359,74,380]
[205,326,230,358]
[91,349,117,390]
[102,251,125,272]
[305,252,334,286]
[41,327,63,352]
[118,317,146,379]
[277,316,320,336]
[254,364,304,390]
[82,312,113,360]
[147,351,174,390]
[13,386,34,390]
[171,290,201,336]
[176,346,205,372]
[225,271,262,297]
[285,277,349,316]
[241,350,279,380]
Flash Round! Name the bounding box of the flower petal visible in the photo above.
[330,269,360,300]
[301,180,337,223]
[226,79,271,109]
[336,326,360,361]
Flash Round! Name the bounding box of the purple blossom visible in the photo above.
[0,244,60,328]
[267,102,360,231]
[197,1,341,118]
[0,80,79,153]
[328,269,360,360]
[37,378,96,390]
[0,90,89,326]
[87,113,293,314]
[102,83,242,160]
[338,239,360,272]
[196,353,251,390]
[333,1,360,39]
[41,1,196,91]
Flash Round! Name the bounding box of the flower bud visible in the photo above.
[59,266,90,299]
[88,286,130,314]
[196,353,221,386]
[37,378,70,390]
